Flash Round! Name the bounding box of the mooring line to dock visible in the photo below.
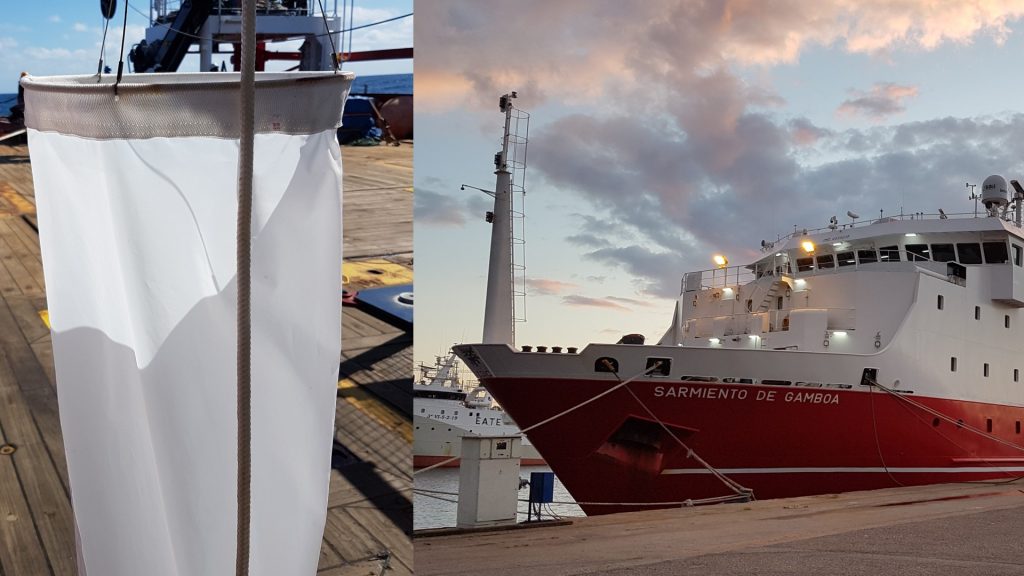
[868,377,1024,484]
[413,363,663,476]
[414,360,754,507]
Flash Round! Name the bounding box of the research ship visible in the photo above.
[453,95,1024,516]
[413,352,544,468]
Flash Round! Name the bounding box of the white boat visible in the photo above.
[413,353,545,468]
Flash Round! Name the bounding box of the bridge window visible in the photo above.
[837,251,856,267]
[857,249,878,264]
[879,246,901,262]
[975,306,981,320]
[1015,368,1019,382]
[957,243,983,264]
[816,254,835,269]
[984,363,990,377]
[1006,315,1011,329]
[931,243,956,262]
[906,244,929,261]
[937,295,944,310]
[951,357,957,372]
[983,241,1009,264]
[796,257,814,272]
[1015,245,1023,266]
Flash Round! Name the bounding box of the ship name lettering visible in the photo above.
[475,414,503,426]
[784,391,840,404]
[653,386,748,400]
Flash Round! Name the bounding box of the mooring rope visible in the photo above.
[412,363,661,475]
[868,377,1024,455]
[413,360,754,504]
[235,0,256,573]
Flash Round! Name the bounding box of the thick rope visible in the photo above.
[868,377,1024,454]
[412,363,660,476]
[619,381,752,499]
[415,360,755,506]
[235,0,256,573]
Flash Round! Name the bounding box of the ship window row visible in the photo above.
[676,376,853,389]
[950,357,1020,381]
[794,241,1013,273]
[936,298,1014,329]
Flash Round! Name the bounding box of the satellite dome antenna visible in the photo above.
[846,211,860,227]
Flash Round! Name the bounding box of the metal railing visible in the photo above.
[759,210,1017,253]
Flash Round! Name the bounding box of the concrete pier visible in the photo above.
[415,481,1024,575]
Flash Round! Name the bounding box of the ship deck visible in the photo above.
[415,480,1024,575]
[0,141,412,575]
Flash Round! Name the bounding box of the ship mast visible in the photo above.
[482,93,517,345]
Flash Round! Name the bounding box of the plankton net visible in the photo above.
[22,70,352,575]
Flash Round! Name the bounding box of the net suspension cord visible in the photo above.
[316,0,340,72]
[236,0,256,573]
[114,0,130,94]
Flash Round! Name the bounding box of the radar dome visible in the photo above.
[982,174,1009,208]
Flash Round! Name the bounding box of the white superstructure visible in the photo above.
[413,353,544,467]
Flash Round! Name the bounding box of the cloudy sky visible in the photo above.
[415,0,1024,363]
[0,0,411,93]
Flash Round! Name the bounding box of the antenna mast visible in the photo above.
[481,92,529,346]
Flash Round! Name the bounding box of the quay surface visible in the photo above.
[0,141,412,575]
[416,480,1024,575]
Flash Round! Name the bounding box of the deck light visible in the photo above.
[795,278,807,288]
[713,254,728,268]
[708,338,721,344]
[832,331,848,337]
[905,233,918,237]
[801,240,815,253]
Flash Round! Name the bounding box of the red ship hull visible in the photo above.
[482,377,1024,516]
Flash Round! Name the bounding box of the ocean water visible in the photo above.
[414,465,584,530]
[349,73,412,95]
[0,94,15,117]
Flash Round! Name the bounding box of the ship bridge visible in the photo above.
[665,191,1024,357]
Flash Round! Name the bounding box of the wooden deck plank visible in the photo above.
[0,450,52,576]
[0,233,43,298]
[0,287,69,495]
[0,219,45,292]
[6,294,49,345]
[0,350,75,575]
[322,507,388,565]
